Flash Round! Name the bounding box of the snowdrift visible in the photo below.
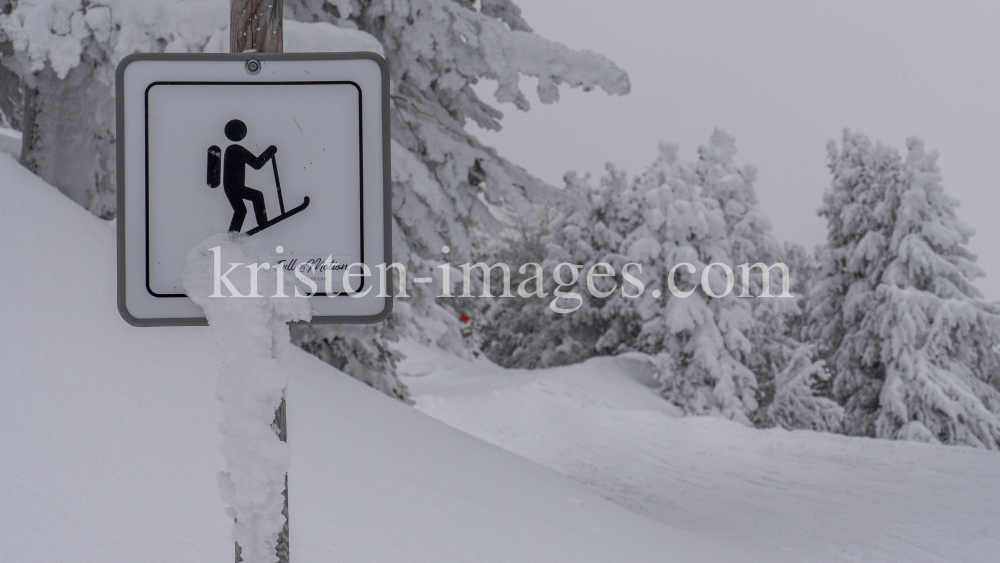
[0,154,762,561]
[400,343,1000,563]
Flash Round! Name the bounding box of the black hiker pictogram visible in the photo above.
[207,119,309,235]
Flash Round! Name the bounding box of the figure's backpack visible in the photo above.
[207,145,222,188]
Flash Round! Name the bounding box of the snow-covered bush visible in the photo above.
[294,322,411,403]
[767,344,843,432]
[807,131,1000,448]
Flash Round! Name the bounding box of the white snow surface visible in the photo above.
[399,341,1000,563]
[284,20,385,57]
[0,152,766,561]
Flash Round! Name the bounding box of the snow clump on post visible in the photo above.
[183,233,311,563]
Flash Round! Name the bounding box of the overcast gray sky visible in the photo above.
[469,0,1000,300]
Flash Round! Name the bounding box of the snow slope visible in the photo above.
[399,342,1000,563]
[0,153,774,561]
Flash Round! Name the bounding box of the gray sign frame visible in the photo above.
[116,52,392,327]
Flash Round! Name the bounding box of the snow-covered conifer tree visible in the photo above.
[696,129,782,273]
[808,130,1000,448]
[689,129,804,421]
[746,242,825,425]
[624,141,759,423]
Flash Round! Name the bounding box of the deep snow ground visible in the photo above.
[398,341,1000,563]
[4,145,998,562]
[0,153,767,562]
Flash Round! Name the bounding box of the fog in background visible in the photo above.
[470,0,1000,300]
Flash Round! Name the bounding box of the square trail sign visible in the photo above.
[116,53,391,326]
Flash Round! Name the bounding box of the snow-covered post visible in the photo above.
[184,234,309,563]
[232,0,284,54]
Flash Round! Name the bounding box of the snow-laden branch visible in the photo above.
[0,0,229,80]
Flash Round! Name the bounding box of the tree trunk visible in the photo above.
[14,61,117,218]
[0,39,25,131]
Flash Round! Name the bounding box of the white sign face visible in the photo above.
[117,53,391,326]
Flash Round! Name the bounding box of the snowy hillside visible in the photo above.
[399,342,1000,563]
[0,153,778,562]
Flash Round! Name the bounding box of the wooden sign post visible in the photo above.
[231,4,287,562]
[231,0,284,54]
[117,2,391,559]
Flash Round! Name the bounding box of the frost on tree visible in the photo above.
[283,0,630,371]
[808,131,1000,448]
